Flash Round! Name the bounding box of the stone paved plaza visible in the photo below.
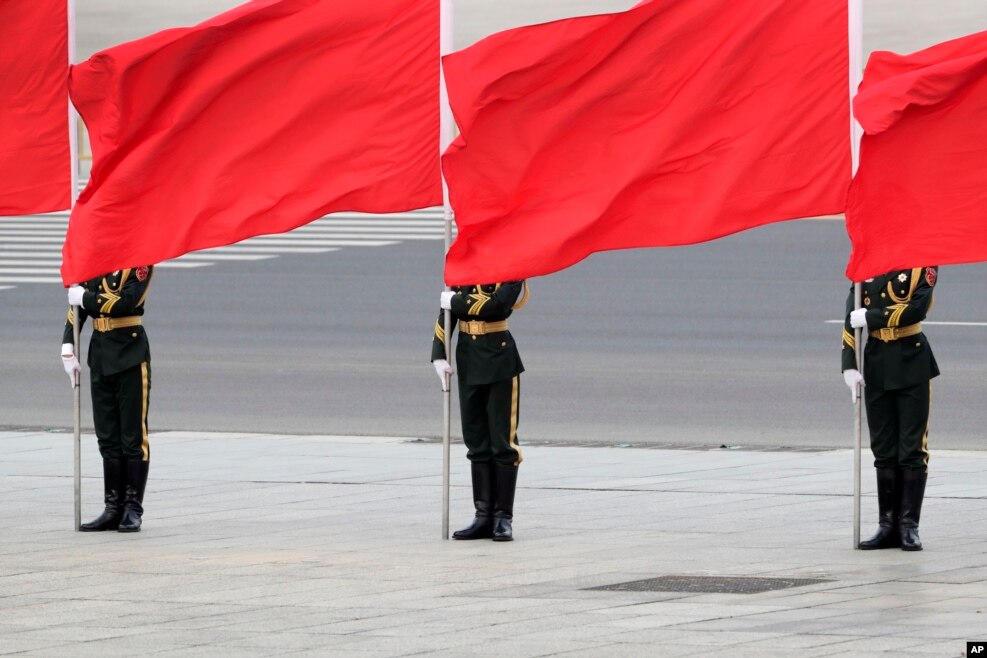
[0,430,984,656]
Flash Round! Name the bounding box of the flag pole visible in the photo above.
[67,0,82,532]
[849,0,864,549]
[439,0,454,540]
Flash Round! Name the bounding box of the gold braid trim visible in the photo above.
[887,303,907,328]
[512,282,530,310]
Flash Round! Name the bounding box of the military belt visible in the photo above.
[92,316,142,332]
[870,323,922,342]
[460,320,508,335]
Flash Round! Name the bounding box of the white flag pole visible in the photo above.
[439,0,454,541]
[849,0,864,549]
[67,0,82,532]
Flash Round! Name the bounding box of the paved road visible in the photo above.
[4,215,987,449]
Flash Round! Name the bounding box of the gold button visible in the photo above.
[132,333,137,338]
[501,341,507,347]
[864,298,870,305]
[916,342,921,347]
[880,293,886,298]
[472,335,477,341]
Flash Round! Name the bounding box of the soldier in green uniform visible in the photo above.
[842,266,939,551]
[431,281,529,541]
[61,266,154,533]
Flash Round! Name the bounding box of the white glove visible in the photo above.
[61,343,81,388]
[432,359,454,391]
[67,285,86,307]
[439,291,455,310]
[849,308,868,329]
[843,369,864,403]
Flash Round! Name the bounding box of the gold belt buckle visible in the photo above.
[467,321,483,335]
[878,327,897,341]
[93,317,108,332]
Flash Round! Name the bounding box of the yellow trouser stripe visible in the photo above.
[509,376,522,466]
[140,362,150,461]
[921,381,931,470]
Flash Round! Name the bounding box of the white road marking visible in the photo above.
[0,244,66,251]
[227,238,400,247]
[0,210,442,291]
[0,260,62,266]
[176,254,276,261]
[825,320,987,326]
[153,262,213,269]
[0,268,61,274]
[0,277,63,284]
[199,246,340,254]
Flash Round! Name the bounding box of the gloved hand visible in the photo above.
[843,369,864,403]
[61,343,80,388]
[67,285,86,307]
[432,359,453,391]
[439,291,455,310]
[849,308,868,329]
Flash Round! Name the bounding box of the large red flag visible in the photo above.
[846,30,987,281]
[63,0,440,285]
[441,0,850,285]
[0,0,71,215]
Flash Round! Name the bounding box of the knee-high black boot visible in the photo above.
[453,462,494,540]
[80,458,125,531]
[492,464,518,542]
[899,469,928,551]
[118,460,149,533]
[859,467,901,549]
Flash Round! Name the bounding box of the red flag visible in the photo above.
[63,0,440,285]
[0,0,71,215]
[846,30,987,281]
[441,0,850,285]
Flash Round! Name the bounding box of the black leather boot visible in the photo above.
[453,462,494,540]
[118,460,149,533]
[80,458,125,531]
[899,469,928,551]
[492,464,518,542]
[859,467,901,549]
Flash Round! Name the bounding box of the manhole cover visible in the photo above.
[586,575,832,594]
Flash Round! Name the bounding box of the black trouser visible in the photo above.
[90,361,151,462]
[864,380,930,472]
[459,375,522,466]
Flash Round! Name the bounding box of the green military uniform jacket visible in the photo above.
[842,267,939,390]
[62,267,154,376]
[432,281,527,386]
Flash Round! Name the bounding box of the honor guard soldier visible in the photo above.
[431,281,529,541]
[842,266,939,551]
[61,266,154,533]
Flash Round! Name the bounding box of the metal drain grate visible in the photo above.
[586,575,832,594]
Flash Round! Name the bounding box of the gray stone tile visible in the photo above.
[1,430,985,657]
